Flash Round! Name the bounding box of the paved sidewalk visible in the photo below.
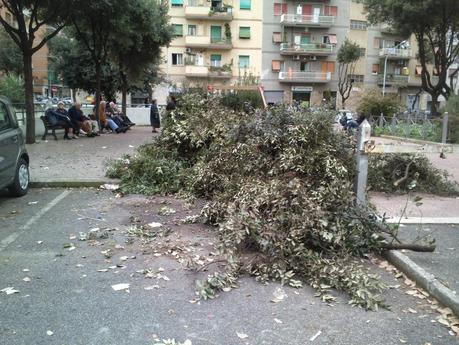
[371,137,459,220]
[26,126,156,184]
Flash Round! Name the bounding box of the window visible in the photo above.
[239,27,251,39]
[171,53,183,66]
[373,38,381,49]
[272,60,282,71]
[324,5,338,16]
[350,20,367,30]
[348,74,364,83]
[171,0,183,6]
[415,65,422,75]
[359,48,366,57]
[210,54,222,67]
[372,64,380,75]
[0,102,11,131]
[239,55,250,68]
[240,0,251,10]
[272,32,282,43]
[173,24,183,37]
[273,3,287,15]
[322,61,335,73]
[188,25,197,36]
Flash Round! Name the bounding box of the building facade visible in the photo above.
[160,0,263,93]
[160,0,450,111]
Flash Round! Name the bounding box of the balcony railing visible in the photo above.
[379,48,412,59]
[185,36,232,49]
[377,74,409,85]
[185,0,233,20]
[280,13,335,27]
[279,71,332,83]
[184,64,233,79]
[280,42,334,55]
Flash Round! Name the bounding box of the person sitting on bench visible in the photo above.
[108,102,135,126]
[46,102,78,140]
[68,102,98,137]
[98,101,127,134]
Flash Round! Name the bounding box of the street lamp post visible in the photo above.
[382,40,409,97]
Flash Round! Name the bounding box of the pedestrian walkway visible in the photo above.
[370,136,459,221]
[26,127,156,184]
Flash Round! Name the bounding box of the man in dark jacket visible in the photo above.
[68,102,97,137]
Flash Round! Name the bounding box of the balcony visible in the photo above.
[279,71,332,83]
[185,36,232,50]
[280,42,334,56]
[185,2,233,21]
[379,48,412,60]
[185,65,233,79]
[185,65,209,78]
[280,14,335,28]
[377,74,409,86]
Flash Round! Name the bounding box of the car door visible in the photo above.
[0,101,20,187]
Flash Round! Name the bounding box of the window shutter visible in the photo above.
[274,3,281,15]
[240,0,251,10]
[322,61,335,73]
[302,4,312,15]
[282,4,288,14]
[324,5,330,15]
[329,6,337,16]
[272,60,281,71]
[173,24,183,36]
[239,27,251,39]
[211,54,222,62]
[329,34,337,44]
[373,38,381,49]
[372,64,380,74]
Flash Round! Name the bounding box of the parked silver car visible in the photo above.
[0,98,30,196]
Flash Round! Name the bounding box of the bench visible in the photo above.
[40,116,66,141]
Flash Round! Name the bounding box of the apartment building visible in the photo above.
[0,7,50,96]
[161,0,263,91]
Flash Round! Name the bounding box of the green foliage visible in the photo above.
[368,154,459,195]
[220,91,263,111]
[444,94,459,115]
[0,74,25,104]
[0,29,23,76]
[109,93,394,310]
[337,39,361,64]
[357,89,401,116]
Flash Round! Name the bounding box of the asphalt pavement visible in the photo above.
[1,188,458,345]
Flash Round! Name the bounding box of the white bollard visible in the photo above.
[354,119,371,207]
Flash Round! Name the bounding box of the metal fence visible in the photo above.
[367,112,443,142]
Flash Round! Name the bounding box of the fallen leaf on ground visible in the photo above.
[408,308,417,314]
[1,287,20,295]
[310,330,322,342]
[36,241,43,244]
[144,285,160,291]
[111,283,130,291]
[271,288,287,303]
[274,318,283,324]
[148,222,162,228]
[120,256,129,261]
[46,330,54,336]
[236,332,248,339]
[23,277,31,282]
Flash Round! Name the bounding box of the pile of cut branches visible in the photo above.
[108,93,432,310]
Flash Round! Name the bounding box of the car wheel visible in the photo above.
[8,158,30,197]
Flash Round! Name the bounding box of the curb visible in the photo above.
[30,179,120,189]
[384,250,459,317]
[379,135,442,146]
[385,217,459,225]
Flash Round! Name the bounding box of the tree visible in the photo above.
[363,0,459,115]
[0,28,22,76]
[69,0,126,130]
[337,39,362,108]
[108,0,172,115]
[0,0,69,143]
[48,32,121,100]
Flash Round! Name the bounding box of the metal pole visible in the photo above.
[442,112,449,144]
[355,120,371,207]
[382,54,388,97]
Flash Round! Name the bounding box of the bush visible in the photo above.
[220,90,263,111]
[357,89,401,117]
[368,154,459,196]
[0,74,24,104]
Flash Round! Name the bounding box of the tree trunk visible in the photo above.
[23,52,35,144]
[430,93,440,116]
[95,62,102,132]
[120,71,128,116]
